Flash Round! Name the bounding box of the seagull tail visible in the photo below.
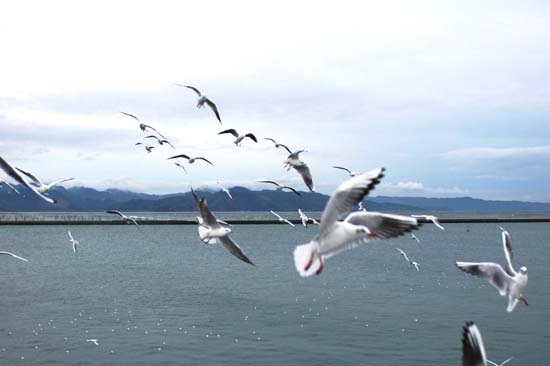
[293,242,321,277]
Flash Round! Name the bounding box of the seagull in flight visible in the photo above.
[411,214,446,230]
[167,154,214,166]
[0,251,28,262]
[174,162,188,174]
[0,157,56,204]
[176,84,222,124]
[411,232,421,245]
[332,166,357,177]
[0,179,20,194]
[68,231,79,253]
[217,182,233,199]
[283,150,315,192]
[298,209,318,228]
[396,248,420,271]
[462,321,513,366]
[144,135,175,149]
[270,210,295,227]
[86,339,99,346]
[293,168,420,277]
[456,227,528,312]
[192,189,254,265]
[263,138,292,154]
[218,129,258,146]
[106,210,140,228]
[259,180,301,197]
[15,167,74,194]
[120,112,168,140]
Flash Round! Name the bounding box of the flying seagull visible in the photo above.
[176,84,222,124]
[86,339,99,346]
[218,129,258,146]
[106,210,140,228]
[411,214,446,230]
[298,209,311,228]
[0,179,20,194]
[396,248,420,271]
[283,150,314,192]
[174,162,188,174]
[358,201,366,211]
[456,227,528,312]
[15,167,74,194]
[462,321,513,366]
[259,180,301,197]
[167,154,214,166]
[293,168,420,277]
[68,231,79,253]
[217,182,233,199]
[411,232,421,245]
[192,188,254,265]
[120,112,168,140]
[0,251,29,262]
[263,138,292,154]
[270,210,295,227]
[0,157,56,204]
[144,135,175,149]
[332,166,357,177]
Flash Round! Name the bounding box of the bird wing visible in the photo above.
[218,235,255,265]
[456,262,513,296]
[160,140,176,149]
[46,177,75,189]
[106,210,124,218]
[218,129,239,138]
[500,228,516,276]
[143,125,168,140]
[244,133,258,142]
[278,144,292,154]
[332,166,352,174]
[182,85,202,96]
[0,157,55,204]
[168,154,191,161]
[205,98,222,124]
[0,251,29,262]
[120,111,140,122]
[196,157,215,166]
[68,231,74,241]
[462,322,487,366]
[15,167,42,185]
[191,188,202,208]
[264,137,277,145]
[292,164,314,192]
[270,210,283,220]
[396,248,410,263]
[4,182,20,194]
[430,217,446,230]
[198,198,221,228]
[344,211,420,239]
[318,168,385,236]
[144,135,160,141]
[282,186,301,196]
[259,180,280,187]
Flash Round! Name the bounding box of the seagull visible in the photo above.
[167,154,214,166]
[0,179,20,194]
[0,157,56,203]
[106,210,140,228]
[411,214,445,230]
[396,247,411,263]
[144,146,155,153]
[283,150,315,192]
[192,189,254,265]
[456,227,528,312]
[0,251,28,262]
[176,84,222,124]
[411,232,421,245]
[120,112,168,139]
[358,201,366,211]
[86,339,99,346]
[298,209,311,228]
[411,261,421,271]
[332,166,357,177]
[217,182,233,199]
[259,180,301,197]
[263,138,292,154]
[462,321,513,366]
[270,210,295,227]
[174,162,188,174]
[218,129,258,146]
[293,168,421,277]
[15,167,74,194]
[68,231,79,253]
[144,135,175,149]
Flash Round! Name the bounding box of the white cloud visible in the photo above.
[443,146,550,160]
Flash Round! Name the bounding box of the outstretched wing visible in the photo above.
[456,262,513,296]
[244,133,258,143]
[462,322,487,366]
[47,177,75,189]
[168,154,191,161]
[344,211,420,239]
[120,111,141,122]
[0,157,55,204]
[218,235,255,265]
[499,227,515,276]
[106,210,124,218]
[205,98,222,124]
[0,251,29,262]
[196,157,215,166]
[15,167,42,185]
[332,166,352,174]
[218,129,239,138]
[178,84,202,96]
[278,143,292,154]
[292,164,314,192]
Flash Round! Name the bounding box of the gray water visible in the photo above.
[1,221,549,365]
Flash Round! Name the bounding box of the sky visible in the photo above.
[0,0,549,202]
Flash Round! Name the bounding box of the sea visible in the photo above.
[1,212,549,365]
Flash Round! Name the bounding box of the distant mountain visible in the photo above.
[0,185,549,212]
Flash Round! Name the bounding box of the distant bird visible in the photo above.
[0,179,20,194]
[411,214,446,230]
[0,157,56,204]
[462,321,513,366]
[293,168,420,276]
[396,247,421,271]
[167,154,214,166]
[86,339,99,346]
[270,210,295,227]
[358,201,366,211]
[68,231,79,253]
[106,210,140,228]
[263,138,292,154]
[192,189,254,265]
[144,135,175,149]
[298,209,318,227]
[15,167,74,194]
[411,232,421,245]
[174,162,188,174]
[120,112,168,139]
[218,129,258,146]
[456,227,528,312]
[0,251,28,262]
[145,146,155,153]
[259,180,301,196]
[176,84,222,124]
[411,261,421,271]
[283,150,314,192]
[217,182,233,199]
[332,166,357,177]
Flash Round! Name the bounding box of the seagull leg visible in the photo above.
[304,252,315,271]
[315,257,324,275]
[519,296,529,306]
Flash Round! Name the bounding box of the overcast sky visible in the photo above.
[1,1,549,201]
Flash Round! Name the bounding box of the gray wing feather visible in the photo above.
[462,322,487,366]
[344,211,420,239]
[182,85,202,96]
[218,235,255,265]
[292,164,314,192]
[205,98,222,124]
[15,167,42,185]
[501,229,515,276]
[218,129,239,137]
[456,262,512,296]
[0,157,55,204]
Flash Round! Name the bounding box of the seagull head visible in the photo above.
[222,227,232,235]
[520,266,528,274]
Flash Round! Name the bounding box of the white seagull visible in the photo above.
[176,84,222,124]
[192,189,254,265]
[0,157,56,204]
[86,339,99,346]
[217,182,233,199]
[259,180,301,197]
[167,154,214,166]
[270,210,295,227]
[106,210,140,228]
[68,231,79,253]
[411,214,446,230]
[332,166,356,177]
[174,162,188,174]
[293,168,421,277]
[396,248,421,271]
[15,167,74,194]
[263,138,292,153]
[218,129,258,146]
[0,179,20,194]
[120,112,168,140]
[0,251,29,262]
[283,150,314,192]
[298,209,309,227]
[411,232,421,245]
[456,227,528,312]
[462,321,513,366]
